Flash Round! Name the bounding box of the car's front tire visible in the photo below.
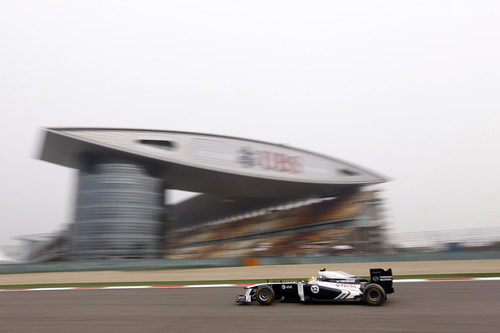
[363,283,386,306]
[255,286,275,305]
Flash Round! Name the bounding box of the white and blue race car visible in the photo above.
[236,267,394,306]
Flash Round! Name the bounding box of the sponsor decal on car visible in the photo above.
[335,283,360,290]
[236,295,247,302]
[310,285,320,294]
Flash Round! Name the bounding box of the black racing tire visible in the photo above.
[364,283,386,306]
[255,286,275,305]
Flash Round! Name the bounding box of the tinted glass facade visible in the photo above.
[73,163,164,259]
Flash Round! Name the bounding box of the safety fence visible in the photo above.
[1,250,499,274]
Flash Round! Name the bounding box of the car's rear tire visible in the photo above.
[364,284,386,306]
[255,286,275,305]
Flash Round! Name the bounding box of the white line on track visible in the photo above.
[26,287,75,291]
[1,277,499,293]
[104,285,152,289]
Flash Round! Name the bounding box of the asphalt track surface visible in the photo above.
[1,281,499,333]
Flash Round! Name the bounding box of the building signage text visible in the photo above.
[237,147,303,174]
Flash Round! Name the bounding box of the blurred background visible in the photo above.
[1,1,499,266]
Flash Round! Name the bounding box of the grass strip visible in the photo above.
[393,272,500,279]
[1,272,499,290]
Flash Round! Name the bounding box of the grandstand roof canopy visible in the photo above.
[40,128,387,199]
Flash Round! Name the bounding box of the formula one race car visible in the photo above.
[235,267,394,306]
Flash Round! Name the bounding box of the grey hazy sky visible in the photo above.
[1,1,499,246]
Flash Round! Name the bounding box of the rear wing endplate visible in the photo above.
[370,268,394,294]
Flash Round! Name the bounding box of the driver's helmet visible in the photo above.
[318,267,327,278]
[307,275,316,282]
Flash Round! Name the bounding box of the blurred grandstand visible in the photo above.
[9,128,497,263]
[15,228,71,263]
[18,128,392,262]
[7,128,498,264]
[18,189,387,262]
[166,190,385,259]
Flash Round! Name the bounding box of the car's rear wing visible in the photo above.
[370,268,394,294]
